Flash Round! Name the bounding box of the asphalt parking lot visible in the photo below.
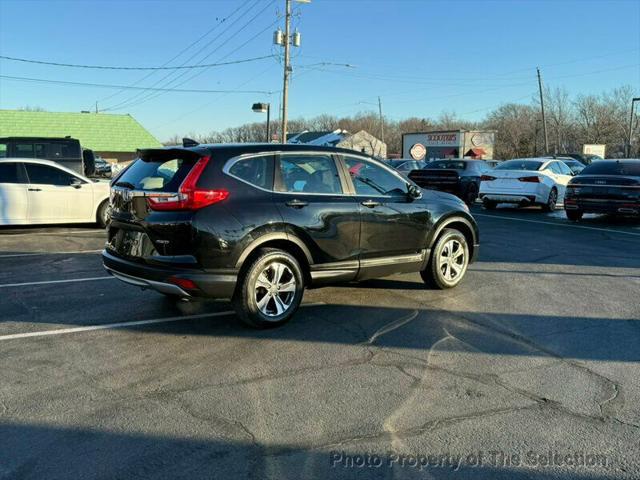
[1,208,639,480]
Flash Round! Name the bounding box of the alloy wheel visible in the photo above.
[437,239,466,282]
[254,261,297,318]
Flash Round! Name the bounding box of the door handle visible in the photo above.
[285,199,308,208]
[28,188,42,192]
[361,200,380,208]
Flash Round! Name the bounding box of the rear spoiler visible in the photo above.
[136,148,203,162]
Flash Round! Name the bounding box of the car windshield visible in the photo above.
[429,161,467,170]
[495,160,543,171]
[581,161,640,176]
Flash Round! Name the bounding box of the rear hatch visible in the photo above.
[409,169,460,192]
[106,148,212,265]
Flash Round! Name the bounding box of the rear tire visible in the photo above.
[421,228,470,289]
[482,199,497,210]
[566,209,583,222]
[464,183,478,205]
[232,249,305,329]
[96,200,110,228]
[542,188,558,212]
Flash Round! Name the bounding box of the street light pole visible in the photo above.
[627,97,640,158]
[252,102,271,142]
[378,96,384,144]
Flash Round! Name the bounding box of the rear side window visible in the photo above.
[116,156,198,191]
[0,143,6,158]
[228,156,273,190]
[15,144,35,158]
[276,154,342,194]
[0,163,27,183]
[582,161,640,176]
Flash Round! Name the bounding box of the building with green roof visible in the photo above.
[0,110,162,163]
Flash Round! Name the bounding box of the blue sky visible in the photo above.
[1,0,639,141]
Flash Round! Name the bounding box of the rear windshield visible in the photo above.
[581,161,640,176]
[115,156,198,191]
[495,160,543,171]
[429,161,467,170]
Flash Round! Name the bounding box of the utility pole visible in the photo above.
[377,96,385,144]
[537,67,549,155]
[95,101,98,114]
[281,0,292,144]
[627,97,640,158]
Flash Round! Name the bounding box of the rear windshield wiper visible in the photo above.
[114,181,135,190]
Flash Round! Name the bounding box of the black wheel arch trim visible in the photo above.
[235,232,314,269]
[426,213,479,261]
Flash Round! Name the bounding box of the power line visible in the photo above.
[0,53,274,70]
[0,74,276,94]
[102,0,276,112]
[105,15,280,112]
[95,0,252,106]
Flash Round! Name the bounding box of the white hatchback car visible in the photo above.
[479,158,574,211]
[0,158,110,227]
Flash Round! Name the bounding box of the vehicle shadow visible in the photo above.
[0,423,625,480]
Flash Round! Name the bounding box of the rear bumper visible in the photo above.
[479,193,543,204]
[565,199,640,215]
[102,250,238,298]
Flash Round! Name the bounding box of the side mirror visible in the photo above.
[70,177,83,188]
[407,183,422,200]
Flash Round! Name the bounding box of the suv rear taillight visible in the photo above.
[146,156,229,211]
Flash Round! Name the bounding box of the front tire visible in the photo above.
[566,209,583,222]
[232,249,305,328]
[464,183,479,205]
[421,229,470,289]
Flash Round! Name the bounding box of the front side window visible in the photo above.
[277,154,342,194]
[228,156,273,190]
[25,163,78,186]
[0,143,7,158]
[345,157,407,196]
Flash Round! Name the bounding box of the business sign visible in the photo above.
[583,144,606,158]
[423,132,460,147]
[409,143,427,160]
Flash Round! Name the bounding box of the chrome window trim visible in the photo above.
[222,150,413,199]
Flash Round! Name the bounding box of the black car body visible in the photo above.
[0,136,95,176]
[94,156,112,177]
[103,143,479,327]
[408,159,494,205]
[565,159,640,220]
[560,153,603,165]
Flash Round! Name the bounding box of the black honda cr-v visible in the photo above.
[103,142,479,328]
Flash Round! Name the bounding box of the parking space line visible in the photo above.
[0,311,236,341]
[0,250,102,259]
[0,276,114,288]
[474,213,640,237]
